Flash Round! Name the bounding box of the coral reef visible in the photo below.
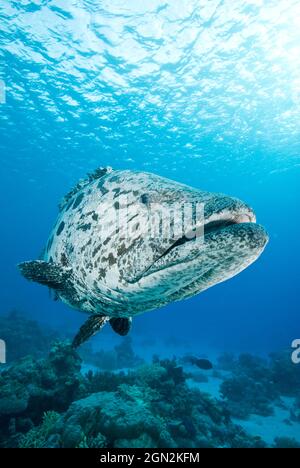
[219,352,300,419]
[220,354,278,418]
[2,341,299,448]
[19,411,60,448]
[220,374,276,419]
[273,436,300,448]
[289,394,300,423]
[84,369,134,394]
[217,352,237,371]
[0,310,58,363]
[79,336,143,371]
[0,345,266,448]
[269,350,300,397]
[188,372,209,384]
[0,341,84,447]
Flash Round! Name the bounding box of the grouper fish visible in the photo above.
[18,167,268,347]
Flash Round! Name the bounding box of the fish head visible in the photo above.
[99,171,268,305]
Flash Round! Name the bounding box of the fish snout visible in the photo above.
[203,195,256,226]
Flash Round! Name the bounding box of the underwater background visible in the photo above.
[0,0,300,448]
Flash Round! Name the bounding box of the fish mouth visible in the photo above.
[124,196,267,284]
[159,207,256,259]
[139,204,268,284]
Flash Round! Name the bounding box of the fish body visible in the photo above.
[18,167,268,345]
[183,356,213,370]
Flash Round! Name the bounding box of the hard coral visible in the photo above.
[0,341,83,447]
[0,310,58,362]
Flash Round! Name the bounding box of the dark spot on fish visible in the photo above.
[65,199,74,211]
[92,245,101,257]
[117,243,127,256]
[109,176,118,183]
[92,212,98,221]
[117,240,138,256]
[98,268,106,279]
[56,221,65,236]
[108,253,116,266]
[128,213,138,222]
[103,237,110,246]
[88,167,109,181]
[73,193,84,209]
[99,185,109,196]
[133,191,139,196]
[81,210,94,218]
[80,238,92,253]
[113,188,120,198]
[61,252,68,267]
[141,193,150,205]
[114,201,120,210]
[78,223,92,231]
[68,245,74,254]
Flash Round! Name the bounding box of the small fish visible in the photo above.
[184,356,213,370]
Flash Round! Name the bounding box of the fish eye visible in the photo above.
[140,193,150,205]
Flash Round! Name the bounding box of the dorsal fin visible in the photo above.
[59,166,113,211]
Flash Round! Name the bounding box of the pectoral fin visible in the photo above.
[109,317,132,336]
[72,315,109,348]
[18,260,71,290]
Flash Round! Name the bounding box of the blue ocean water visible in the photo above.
[0,0,300,448]
[1,0,299,352]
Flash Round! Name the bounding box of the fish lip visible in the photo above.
[204,207,256,227]
[160,205,257,258]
